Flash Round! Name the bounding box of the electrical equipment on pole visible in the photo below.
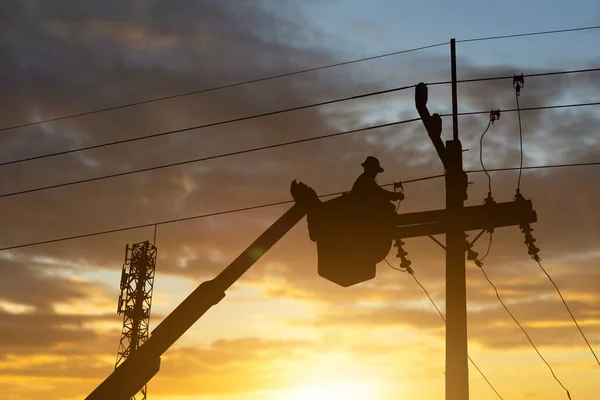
[87,40,539,399]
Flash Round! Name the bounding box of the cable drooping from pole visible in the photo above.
[384,259,505,400]
[479,110,499,196]
[480,120,493,195]
[0,173,445,252]
[479,232,493,262]
[532,258,600,366]
[476,264,572,399]
[512,74,525,193]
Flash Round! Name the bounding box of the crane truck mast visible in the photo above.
[86,181,321,400]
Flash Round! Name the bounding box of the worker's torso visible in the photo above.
[351,173,380,197]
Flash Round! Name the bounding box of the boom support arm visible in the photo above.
[86,181,319,400]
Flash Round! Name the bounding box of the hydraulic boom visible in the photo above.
[86,181,319,400]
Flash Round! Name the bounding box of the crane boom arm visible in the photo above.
[86,181,318,400]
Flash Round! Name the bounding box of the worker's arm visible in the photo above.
[376,185,402,201]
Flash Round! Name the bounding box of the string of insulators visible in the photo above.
[394,239,414,273]
[520,223,541,261]
[466,240,483,267]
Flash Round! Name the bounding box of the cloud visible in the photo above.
[0,2,599,399]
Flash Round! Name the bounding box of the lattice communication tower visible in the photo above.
[115,240,157,400]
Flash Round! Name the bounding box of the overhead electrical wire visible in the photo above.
[467,160,600,174]
[2,160,599,252]
[456,24,600,43]
[384,259,504,400]
[532,258,600,366]
[446,100,600,117]
[0,173,443,252]
[2,101,599,199]
[427,66,600,87]
[476,264,572,400]
[0,118,421,198]
[2,24,599,133]
[479,233,493,262]
[479,119,494,195]
[2,67,599,168]
[0,84,416,167]
[0,42,447,133]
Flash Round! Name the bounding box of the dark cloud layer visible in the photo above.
[0,2,599,399]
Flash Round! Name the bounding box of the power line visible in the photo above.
[3,24,599,133]
[3,100,599,199]
[0,173,444,252]
[3,66,599,168]
[446,101,600,117]
[467,160,600,175]
[532,258,600,366]
[457,25,600,43]
[427,66,600,87]
[384,259,504,400]
[0,84,415,167]
[477,264,572,400]
[0,43,447,133]
[0,118,421,199]
[0,162,598,252]
[1,159,598,252]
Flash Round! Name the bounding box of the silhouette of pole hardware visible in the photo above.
[513,73,525,96]
[411,39,537,400]
[86,40,538,400]
[490,109,501,123]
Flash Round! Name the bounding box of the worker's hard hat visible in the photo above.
[361,156,384,173]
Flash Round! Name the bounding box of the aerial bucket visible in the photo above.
[307,194,395,287]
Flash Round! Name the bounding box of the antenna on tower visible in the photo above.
[115,240,158,400]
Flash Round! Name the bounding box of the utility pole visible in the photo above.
[414,38,473,400]
[445,38,470,400]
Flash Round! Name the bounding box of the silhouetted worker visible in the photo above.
[351,156,403,203]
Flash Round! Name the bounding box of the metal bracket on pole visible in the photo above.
[415,82,447,168]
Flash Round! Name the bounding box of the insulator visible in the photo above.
[400,257,412,269]
[490,109,500,123]
[513,73,525,96]
[528,244,540,256]
[467,249,479,261]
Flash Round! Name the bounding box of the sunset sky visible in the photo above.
[1,1,600,399]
